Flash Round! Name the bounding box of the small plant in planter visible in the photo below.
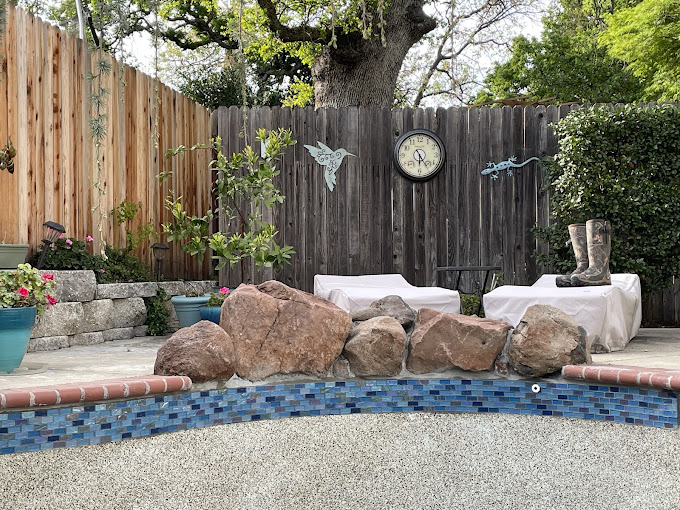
[0,264,57,372]
[199,287,230,324]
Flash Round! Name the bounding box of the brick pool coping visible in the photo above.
[0,376,192,410]
[0,364,678,411]
[561,364,680,390]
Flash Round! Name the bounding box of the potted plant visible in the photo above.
[170,282,213,328]
[163,128,296,326]
[199,287,230,324]
[0,234,29,270]
[0,263,57,373]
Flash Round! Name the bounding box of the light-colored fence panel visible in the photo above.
[0,4,213,279]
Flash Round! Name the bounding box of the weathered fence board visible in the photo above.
[213,105,680,326]
[0,5,212,279]
[214,105,558,293]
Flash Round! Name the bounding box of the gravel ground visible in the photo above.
[1,413,679,510]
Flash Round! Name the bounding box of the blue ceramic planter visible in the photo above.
[0,306,37,373]
[199,306,222,324]
[171,294,210,328]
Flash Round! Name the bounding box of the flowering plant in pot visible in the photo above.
[199,287,230,324]
[0,263,57,372]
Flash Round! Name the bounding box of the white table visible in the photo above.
[483,274,642,353]
[314,274,461,314]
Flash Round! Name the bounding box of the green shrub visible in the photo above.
[31,237,102,272]
[31,238,153,284]
[144,288,169,336]
[534,104,680,293]
[98,246,153,284]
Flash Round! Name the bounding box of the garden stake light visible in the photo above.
[151,242,169,281]
[37,221,65,269]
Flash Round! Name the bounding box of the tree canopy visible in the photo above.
[472,0,646,104]
[601,0,680,100]
[40,0,542,108]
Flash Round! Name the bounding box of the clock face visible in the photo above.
[393,129,446,181]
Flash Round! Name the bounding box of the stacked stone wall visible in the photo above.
[25,271,215,352]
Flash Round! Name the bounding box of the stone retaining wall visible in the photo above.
[28,271,216,352]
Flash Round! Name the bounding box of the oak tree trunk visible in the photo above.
[312,0,435,108]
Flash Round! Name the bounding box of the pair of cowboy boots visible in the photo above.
[555,219,611,287]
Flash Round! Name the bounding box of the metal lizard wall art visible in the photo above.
[304,142,355,191]
[481,156,540,179]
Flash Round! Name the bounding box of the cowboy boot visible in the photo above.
[571,219,611,286]
[555,223,588,287]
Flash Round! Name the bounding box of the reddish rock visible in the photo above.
[220,281,352,380]
[154,321,235,383]
[344,316,407,377]
[508,304,591,377]
[406,309,512,373]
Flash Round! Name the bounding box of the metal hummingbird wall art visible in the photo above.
[481,156,540,180]
[304,141,355,191]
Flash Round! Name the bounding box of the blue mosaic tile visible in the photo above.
[2,378,674,455]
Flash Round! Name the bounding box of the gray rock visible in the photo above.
[165,301,181,332]
[133,325,149,337]
[331,357,353,379]
[70,332,104,346]
[154,320,235,382]
[184,281,217,296]
[40,270,96,302]
[157,281,186,297]
[96,282,157,299]
[351,308,383,322]
[344,316,407,377]
[369,295,416,328]
[102,327,135,342]
[80,299,115,333]
[112,298,147,328]
[508,304,591,377]
[27,336,69,352]
[30,302,83,338]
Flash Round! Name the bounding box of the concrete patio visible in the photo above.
[1,328,679,390]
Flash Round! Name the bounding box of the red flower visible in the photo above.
[46,294,57,306]
[17,287,29,298]
[42,273,54,281]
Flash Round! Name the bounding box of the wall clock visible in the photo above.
[393,129,446,181]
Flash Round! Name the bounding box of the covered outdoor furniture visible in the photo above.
[314,274,461,314]
[482,274,642,353]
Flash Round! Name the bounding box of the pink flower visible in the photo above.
[17,287,29,298]
[58,233,64,239]
[46,294,57,306]
[99,269,105,273]
[65,238,73,245]
[42,273,54,281]
[86,235,94,242]
[219,287,230,295]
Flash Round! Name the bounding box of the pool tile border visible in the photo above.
[0,378,676,455]
[0,376,191,410]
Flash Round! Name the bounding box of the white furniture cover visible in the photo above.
[482,274,642,353]
[314,274,461,314]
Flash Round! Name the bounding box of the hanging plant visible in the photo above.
[87,0,111,256]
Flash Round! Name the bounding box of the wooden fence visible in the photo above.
[214,105,680,326]
[0,4,213,279]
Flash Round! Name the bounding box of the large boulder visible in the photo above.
[508,304,591,377]
[154,321,235,382]
[220,281,352,380]
[406,308,512,373]
[351,295,416,328]
[344,316,407,377]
